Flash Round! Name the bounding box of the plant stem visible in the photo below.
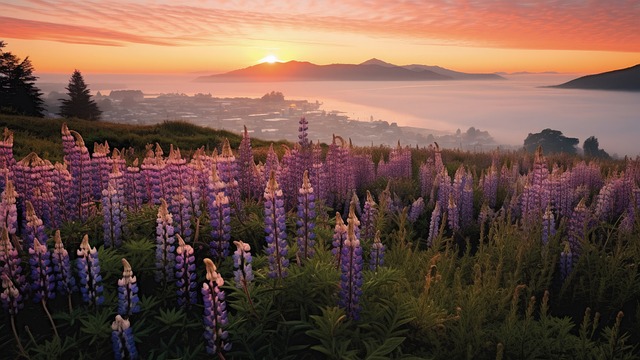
[10,315,28,358]
[42,299,59,338]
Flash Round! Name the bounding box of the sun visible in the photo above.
[258,54,280,64]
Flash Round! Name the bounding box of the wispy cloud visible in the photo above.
[0,0,638,52]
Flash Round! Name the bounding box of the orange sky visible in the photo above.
[1,0,639,74]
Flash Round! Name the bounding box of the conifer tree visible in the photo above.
[59,70,102,121]
[0,41,45,117]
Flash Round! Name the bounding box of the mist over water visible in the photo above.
[39,73,640,157]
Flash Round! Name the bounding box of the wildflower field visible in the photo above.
[0,116,639,359]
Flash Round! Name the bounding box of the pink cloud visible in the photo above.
[0,0,638,52]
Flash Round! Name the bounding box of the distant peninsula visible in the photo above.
[550,64,640,91]
[195,58,505,82]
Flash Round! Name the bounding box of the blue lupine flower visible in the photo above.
[232,240,254,289]
[408,197,425,223]
[29,238,55,303]
[175,235,197,307]
[427,203,442,247]
[202,258,231,356]
[102,166,127,248]
[542,205,556,245]
[331,213,348,268]
[369,230,385,272]
[155,199,176,284]
[52,230,75,296]
[24,201,47,248]
[296,170,316,261]
[338,221,364,320]
[111,315,138,360]
[264,171,289,279]
[361,191,378,243]
[118,258,140,317]
[1,273,22,315]
[447,194,459,232]
[76,235,104,306]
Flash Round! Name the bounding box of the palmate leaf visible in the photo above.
[29,334,78,359]
[78,308,112,345]
[363,336,406,360]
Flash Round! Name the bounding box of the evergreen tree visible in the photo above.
[0,41,45,117]
[523,128,579,155]
[59,70,102,121]
[583,136,610,159]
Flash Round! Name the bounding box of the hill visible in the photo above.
[0,114,286,162]
[197,59,451,82]
[550,64,640,91]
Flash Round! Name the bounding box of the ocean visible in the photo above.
[38,73,640,157]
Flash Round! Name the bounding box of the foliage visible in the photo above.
[0,41,45,117]
[583,136,611,159]
[58,70,102,121]
[523,128,579,154]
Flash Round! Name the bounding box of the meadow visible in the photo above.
[0,114,638,359]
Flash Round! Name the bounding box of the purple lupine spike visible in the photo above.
[619,205,635,234]
[0,179,18,235]
[419,157,436,199]
[91,141,112,201]
[209,190,231,260]
[369,230,385,272]
[460,180,474,228]
[0,229,24,290]
[298,116,310,148]
[264,171,289,279]
[218,139,242,214]
[141,144,167,205]
[166,146,194,242]
[542,205,556,245]
[310,141,327,204]
[232,240,254,289]
[427,202,442,247]
[62,126,93,220]
[202,258,231,356]
[29,238,55,302]
[559,242,573,280]
[175,235,197,307]
[111,315,138,360]
[1,273,22,315]
[361,191,378,243]
[331,213,348,268]
[567,199,589,258]
[436,168,452,213]
[117,258,140,317]
[53,162,73,224]
[124,159,145,211]
[102,164,127,248]
[447,194,459,232]
[51,230,75,297]
[408,197,425,223]
[0,128,16,188]
[338,220,364,320]
[76,235,104,306]
[278,145,298,210]
[185,158,204,219]
[238,126,257,199]
[24,200,47,249]
[296,170,316,262]
[155,199,176,284]
[263,144,279,189]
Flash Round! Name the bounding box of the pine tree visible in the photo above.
[0,41,45,117]
[59,70,102,121]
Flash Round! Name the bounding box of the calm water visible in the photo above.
[40,73,640,157]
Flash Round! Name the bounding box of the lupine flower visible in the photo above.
[232,240,254,289]
[481,164,498,208]
[51,230,75,297]
[209,191,231,260]
[124,159,145,211]
[460,181,474,228]
[29,238,55,303]
[408,197,425,223]
[296,170,316,261]
[331,213,348,268]
[0,179,18,235]
[91,141,112,201]
[218,138,241,213]
[155,199,176,283]
[238,126,257,199]
[175,235,197,307]
[559,242,573,280]
[567,199,589,257]
[427,203,442,247]
[361,191,378,243]
[77,235,104,306]
[0,228,23,287]
[24,200,47,248]
[117,259,140,317]
[1,272,22,315]
[264,171,289,279]
[102,167,127,248]
[338,220,364,320]
[202,258,231,356]
[541,205,556,245]
[111,315,138,360]
[447,194,459,232]
[369,230,385,272]
[61,125,93,220]
[0,128,16,189]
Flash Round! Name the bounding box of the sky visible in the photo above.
[1,0,639,74]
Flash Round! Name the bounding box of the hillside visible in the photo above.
[0,115,286,162]
[551,64,640,91]
[360,58,505,80]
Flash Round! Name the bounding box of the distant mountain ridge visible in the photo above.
[196,58,505,82]
[551,64,640,91]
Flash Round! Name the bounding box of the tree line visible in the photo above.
[1,41,101,120]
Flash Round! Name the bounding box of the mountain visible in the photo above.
[196,58,506,82]
[550,64,640,91]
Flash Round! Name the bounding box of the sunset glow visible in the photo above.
[259,55,280,64]
[0,0,638,74]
